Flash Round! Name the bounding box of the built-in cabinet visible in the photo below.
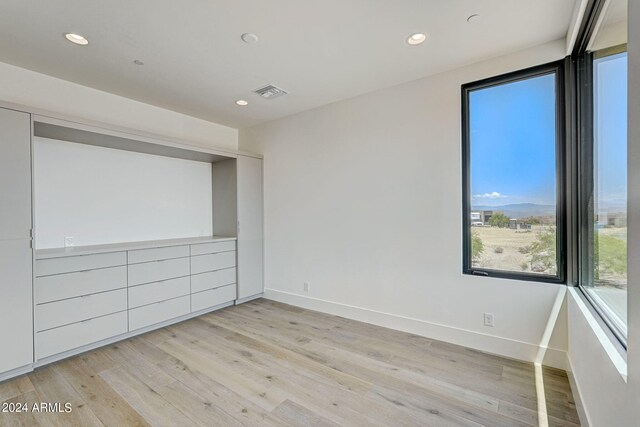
[0,105,264,381]
[34,238,237,361]
[0,108,34,377]
[237,155,264,301]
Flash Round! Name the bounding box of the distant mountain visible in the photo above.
[472,201,627,219]
[471,203,555,219]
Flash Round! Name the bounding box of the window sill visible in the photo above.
[568,287,627,382]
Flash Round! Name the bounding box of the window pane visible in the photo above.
[468,73,558,277]
[584,52,628,334]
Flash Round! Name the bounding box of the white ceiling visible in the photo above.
[0,0,576,129]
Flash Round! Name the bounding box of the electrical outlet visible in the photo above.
[303,282,310,292]
[484,313,495,327]
[64,236,74,248]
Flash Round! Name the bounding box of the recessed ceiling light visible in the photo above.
[133,59,144,66]
[64,33,89,45]
[467,14,481,23]
[407,33,427,46]
[235,99,248,106]
[241,33,259,44]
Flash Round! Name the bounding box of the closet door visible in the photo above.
[0,108,33,375]
[237,155,264,301]
[0,108,32,239]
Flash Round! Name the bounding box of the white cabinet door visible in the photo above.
[237,155,263,300]
[0,236,33,373]
[0,108,33,375]
[0,108,31,240]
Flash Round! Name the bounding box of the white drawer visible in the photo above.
[190,240,236,256]
[191,284,236,313]
[36,311,128,360]
[191,251,236,275]
[129,295,190,331]
[128,257,190,286]
[35,289,127,332]
[128,245,189,264]
[36,252,126,277]
[35,266,127,304]
[128,276,190,309]
[191,267,236,293]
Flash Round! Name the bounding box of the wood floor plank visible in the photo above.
[153,381,244,427]
[0,299,580,426]
[28,367,104,427]
[0,376,34,405]
[156,338,290,412]
[272,400,341,427]
[53,357,149,427]
[77,349,120,375]
[98,367,194,427]
[122,334,290,426]
[0,391,43,427]
[100,342,175,389]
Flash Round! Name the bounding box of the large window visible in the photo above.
[460,0,628,345]
[577,0,628,343]
[462,63,565,283]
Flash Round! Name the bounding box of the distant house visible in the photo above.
[470,210,494,226]
[509,218,532,230]
[596,211,627,228]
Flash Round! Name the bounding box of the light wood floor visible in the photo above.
[0,299,579,427]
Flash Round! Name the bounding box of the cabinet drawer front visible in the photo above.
[36,252,126,277]
[128,276,190,309]
[129,295,190,331]
[191,284,236,312]
[36,311,128,360]
[191,267,236,293]
[128,257,190,286]
[128,245,189,264]
[190,240,236,256]
[35,289,127,332]
[191,251,236,275]
[35,266,127,304]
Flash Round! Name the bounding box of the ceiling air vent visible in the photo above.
[253,84,288,100]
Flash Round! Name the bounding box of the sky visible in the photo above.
[594,52,628,208]
[469,54,628,210]
[469,73,557,207]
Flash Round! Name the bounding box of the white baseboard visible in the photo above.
[0,364,33,384]
[235,293,264,305]
[565,352,591,427]
[264,289,567,370]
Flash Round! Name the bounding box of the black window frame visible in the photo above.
[573,0,629,347]
[461,61,567,284]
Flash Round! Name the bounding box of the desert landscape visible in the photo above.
[471,225,557,275]
[471,223,627,289]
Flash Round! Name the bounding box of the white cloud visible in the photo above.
[473,191,507,199]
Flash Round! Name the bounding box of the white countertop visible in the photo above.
[35,235,237,260]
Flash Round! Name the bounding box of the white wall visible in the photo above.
[566,288,629,426]
[0,61,237,151]
[34,137,213,249]
[240,39,568,368]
